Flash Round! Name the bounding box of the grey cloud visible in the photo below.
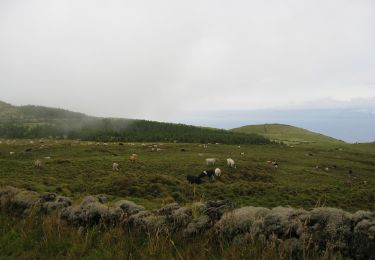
[0,0,374,121]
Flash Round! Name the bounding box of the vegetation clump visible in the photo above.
[1,186,374,259]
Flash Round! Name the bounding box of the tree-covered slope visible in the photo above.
[0,101,269,144]
[231,123,344,144]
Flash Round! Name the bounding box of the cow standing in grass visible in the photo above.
[34,159,42,168]
[206,158,216,166]
[129,154,137,163]
[112,163,119,171]
[199,168,222,180]
[227,158,236,168]
[187,175,203,184]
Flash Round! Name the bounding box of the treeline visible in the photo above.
[0,119,270,144]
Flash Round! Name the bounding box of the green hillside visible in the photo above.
[0,101,22,120]
[0,101,268,144]
[231,123,344,144]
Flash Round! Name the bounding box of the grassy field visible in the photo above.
[1,139,374,212]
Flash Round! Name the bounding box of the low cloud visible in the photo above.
[0,0,374,122]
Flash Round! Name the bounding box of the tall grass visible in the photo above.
[0,211,344,259]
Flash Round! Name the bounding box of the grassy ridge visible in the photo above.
[232,123,344,144]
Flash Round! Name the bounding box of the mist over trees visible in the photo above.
[0,102,269,144]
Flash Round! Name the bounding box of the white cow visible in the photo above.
[227,158,236,168]
[206,158,216,166]
[112,163,119,171]
[34,159,42,168]
[129,154,138,163]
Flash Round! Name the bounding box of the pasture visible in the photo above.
[1,139,374,212]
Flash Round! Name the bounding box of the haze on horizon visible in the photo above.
[1,0,374,142]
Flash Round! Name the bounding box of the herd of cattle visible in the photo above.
[33,154,239,186]
[6,140,358,186]
[21,142,245,186]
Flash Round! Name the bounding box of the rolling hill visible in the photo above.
[231,123,344,144]
[0,101,268,144]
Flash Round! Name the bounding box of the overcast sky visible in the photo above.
[1,0,375,123]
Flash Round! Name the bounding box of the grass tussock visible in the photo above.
[0,211,348,260]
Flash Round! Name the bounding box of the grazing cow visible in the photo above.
[112,163,119,171]
[187,175,202,184]
[238,146,241,149]
[271,161,278,168]
[240,152,245,156]
[199,169,215,179]
[203,144,208,149]
[227,158,236,168]
[129,154,137,163]
[215,168,222,177]
[325,167,330,171]
[156,148,162,151]
[34,159,42,168]
[44,156,51,160]
[9,152,15,155]
[206,158,216,166]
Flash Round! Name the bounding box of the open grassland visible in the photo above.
[1,139,374,212]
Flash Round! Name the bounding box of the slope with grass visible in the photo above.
[231,123,344,144]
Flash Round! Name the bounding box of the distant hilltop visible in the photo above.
[231,123,345,145]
